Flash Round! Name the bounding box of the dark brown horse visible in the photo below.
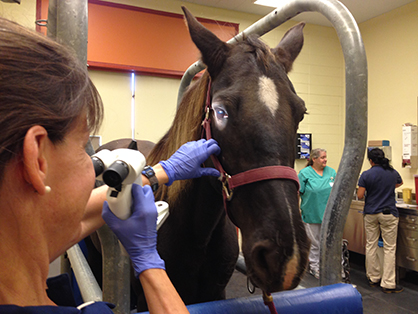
[95,7,310,311]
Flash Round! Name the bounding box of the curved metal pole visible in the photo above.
[67,244,103,302]
[178,0,367,286]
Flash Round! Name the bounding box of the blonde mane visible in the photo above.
[147,72,210,207]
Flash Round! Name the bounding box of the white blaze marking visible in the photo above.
[258,76,279,116]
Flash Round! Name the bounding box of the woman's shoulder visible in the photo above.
[324,166,336,175]
[299,166,314,176]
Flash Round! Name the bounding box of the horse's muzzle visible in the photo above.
[248,239,306,292]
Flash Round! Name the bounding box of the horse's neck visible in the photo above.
[172,177,226,248]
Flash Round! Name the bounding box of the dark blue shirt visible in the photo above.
[358,165,402,217]
[0,302,114,314]
[0,274,114,314]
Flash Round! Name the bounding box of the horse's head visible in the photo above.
[182,8,310,293]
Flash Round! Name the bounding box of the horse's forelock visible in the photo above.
[239,36,275,75]
[147,72,210,205]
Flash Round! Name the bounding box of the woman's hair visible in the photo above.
[368,148,393,170]
[306,148,326,167]
[0,17,103,181]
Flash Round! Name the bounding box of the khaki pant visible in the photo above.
[364,213,399,289]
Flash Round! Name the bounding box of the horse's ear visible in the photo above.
[182,6,229,78]
[271,22,305,73]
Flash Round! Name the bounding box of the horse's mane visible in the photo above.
[147,72,210,206]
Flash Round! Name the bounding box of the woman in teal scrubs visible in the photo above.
[298,148,336,278]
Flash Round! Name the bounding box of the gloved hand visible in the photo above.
[102,184,165,277]
[159,139,221,186]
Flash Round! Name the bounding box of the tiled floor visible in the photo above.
[225,252,418,313]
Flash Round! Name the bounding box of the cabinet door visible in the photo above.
[343,203,365,255]
[397,246,418,272]
[398,224,418,249]
[400,215,418,226]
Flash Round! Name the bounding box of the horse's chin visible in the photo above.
[244,240,307,293]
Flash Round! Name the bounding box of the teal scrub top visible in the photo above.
[298,166,336,224]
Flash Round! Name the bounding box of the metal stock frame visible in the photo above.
[45,0,366,313]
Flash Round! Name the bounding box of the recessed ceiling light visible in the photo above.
[254,0,285,8]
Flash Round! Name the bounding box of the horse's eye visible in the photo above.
[212,104,228,130]
[215,108,228,120]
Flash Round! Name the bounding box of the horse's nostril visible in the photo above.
[250,240,281,288]
[253,244,270,270]
[249,240,302,292]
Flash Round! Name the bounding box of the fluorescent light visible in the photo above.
[131,72,136,140]
[254,0,286,8]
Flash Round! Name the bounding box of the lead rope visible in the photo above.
[248,279,278,314]
[263,291,279,314]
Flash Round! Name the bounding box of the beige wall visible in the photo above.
[292,24,344,173]
[0,1,36,30]
[3,0,418,194]
[359,0,418,193]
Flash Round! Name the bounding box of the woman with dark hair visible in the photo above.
[357,148,403,293]
[0,17,220,313]
[298,148,336,278]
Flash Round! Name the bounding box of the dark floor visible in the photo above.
[225,252,418,313]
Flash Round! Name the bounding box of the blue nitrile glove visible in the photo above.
[102,184,165,277]
[159,139,221,186]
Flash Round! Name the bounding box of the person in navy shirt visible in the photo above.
[0,17,221,314]
[357,148,403,293]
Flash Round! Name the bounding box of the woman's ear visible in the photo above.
[22,126,50,195]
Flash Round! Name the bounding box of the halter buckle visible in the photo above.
[201,107,210,126]
[262,291,274,303]
[221,173,233,201]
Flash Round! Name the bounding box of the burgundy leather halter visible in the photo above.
[201,79,300,225]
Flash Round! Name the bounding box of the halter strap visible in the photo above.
[228,166,299,191]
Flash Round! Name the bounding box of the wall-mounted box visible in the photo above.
[402,125,418,168]
[296,133,312,159]
[368,140,390,147]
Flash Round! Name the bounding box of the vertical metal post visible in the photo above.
[98,225,131,314]
[48,0,88,66]
[47,1,131,312]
